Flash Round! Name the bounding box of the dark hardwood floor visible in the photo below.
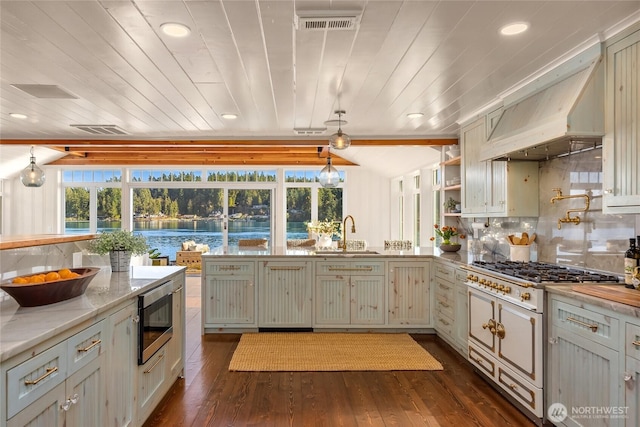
[143,277,536,427]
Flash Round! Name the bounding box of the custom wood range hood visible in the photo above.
[481,46,605,162]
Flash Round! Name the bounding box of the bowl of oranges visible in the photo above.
[1,267,100,307]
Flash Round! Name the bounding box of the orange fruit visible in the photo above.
[69,272,81,278]
[29,275,45,283]
[45,272,61,281]
[12,277,28,284]
[58,269,73,279]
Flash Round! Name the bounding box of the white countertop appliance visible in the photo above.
[463,261,619,425]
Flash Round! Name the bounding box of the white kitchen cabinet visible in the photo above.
[433,261,456,344]
[314,260,385,327]
[259,260,313,327]
[106,301,138,427]
[7,321,106,427]
[547,294,623,427]
[167,276,185,379]
[625,321,640,426]
[137,347,167,425]
[388,260,431,326]
[461,117,539,217]
[203,260,256,330]
[454,268,469,357]
[603,27,640,214]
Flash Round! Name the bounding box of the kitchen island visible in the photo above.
[0,266,186,427]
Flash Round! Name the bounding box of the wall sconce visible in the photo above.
[329,110,351,150]
[20,146,45,187]
[318,148,340,188]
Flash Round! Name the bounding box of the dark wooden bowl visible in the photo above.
[1,267,100,307]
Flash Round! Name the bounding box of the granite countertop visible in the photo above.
[0,265,185,362]
[546,285,640,318]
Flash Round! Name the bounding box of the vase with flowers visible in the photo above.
[430,224,465,252]
[306,219,341,249]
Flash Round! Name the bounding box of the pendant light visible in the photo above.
[20,146,45,187]
[329,110,351,150]
[318,148,340,188]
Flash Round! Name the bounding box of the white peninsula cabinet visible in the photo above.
[259,260,313,328]
[603,26,640,214]
[315,259,385,327]
[461,117,539,217]
[432,259,467,357]
[388,260,431,327]
[202,260,256,331]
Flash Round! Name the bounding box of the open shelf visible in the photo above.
[443,184,461,191]
[440,156,461,166]
[443,213,461,217]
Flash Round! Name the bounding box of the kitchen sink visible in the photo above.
[315,250,380,256]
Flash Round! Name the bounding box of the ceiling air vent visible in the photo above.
[294,128,327,136]
[295,11,361,31]
[11,84,78,99]
[70,124,129,135]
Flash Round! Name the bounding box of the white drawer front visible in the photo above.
[7,342,67,419]
[67,320,105,375]
[206,261,254,275]
[626,321,640,361]
[435,263,454,281]
[435,280,454,300]
[552,300,619,349]
[435,313,454,336]
[435,294,455,319]
[316,260,384,276]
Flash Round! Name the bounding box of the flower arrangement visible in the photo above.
[306,219,341,237]
[430,224,465,245]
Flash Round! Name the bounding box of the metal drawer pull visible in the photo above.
[219,265,241,271]
[24,366,58,385]
[78,339,102,353]
[439,284,451,290]
[439,318,450,326]
[143,353,164,374]
[269,266,303,271]
[632,340,640,347]
[566,317,598,332]
[328,267,373,272]
[509,383,517,390]
[173,286,184,294]
[439,301,450,308]
[61,393,79,411]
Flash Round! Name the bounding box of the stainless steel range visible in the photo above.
[463,261,619,425]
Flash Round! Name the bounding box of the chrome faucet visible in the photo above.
[341,215,356,252]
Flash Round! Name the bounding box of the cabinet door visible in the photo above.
[350,275,385,325]
[454,281,469,356]
[7,382,66,427]
[486,160,506,214]
[66,356,104,427]
[168,282,184,378]
[548,324,622,427]
[259,261,312,327]
[137,347,167,425]
[604,29,640,213]
[204,275,255,325]
[388,262,430,326]
[315,275,350,325]
[625,355,640,427]
[461,118,488,215]
[106,301,137,427]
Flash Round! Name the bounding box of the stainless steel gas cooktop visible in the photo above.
[471,261,620,284]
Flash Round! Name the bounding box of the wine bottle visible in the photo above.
[624,238,638,288]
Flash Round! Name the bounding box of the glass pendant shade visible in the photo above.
[318,156,340,188]
[329,129,351,150]
[20,147,45,187]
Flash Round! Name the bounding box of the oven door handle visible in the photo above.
[141,281,173,308]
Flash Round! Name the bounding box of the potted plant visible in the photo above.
[306,219,341,248]
[430,224,465,252]
[89,230,148,272]
[148,248,169,266]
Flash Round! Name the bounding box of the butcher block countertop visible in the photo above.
[572,284,640,308]
[546,285,640,318]
[0,234,96,250]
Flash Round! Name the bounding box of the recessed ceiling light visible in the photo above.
[160,23,191,37]
[500,22,529,36]
[9,113,27,119]
[221,113,238,120]
[407,112,424,119]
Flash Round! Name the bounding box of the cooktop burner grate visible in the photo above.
[472,261,620,284]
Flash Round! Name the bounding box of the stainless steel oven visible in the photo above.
[138,281,173,365]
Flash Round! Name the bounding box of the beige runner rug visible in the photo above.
[229,333,443,371]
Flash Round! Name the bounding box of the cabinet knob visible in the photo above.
[604,189,614,194]
[132,315,140,324]
[548,337,558,344]
[624,372,633,382]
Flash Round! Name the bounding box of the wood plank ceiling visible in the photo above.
[1,1,639,171]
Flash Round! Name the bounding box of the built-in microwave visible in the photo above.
[138,281,173,365]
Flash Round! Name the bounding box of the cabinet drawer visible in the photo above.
[552,300,619,349]
[435,294,455,319]
[435,279,454,300]
[7,342,67,419]
[205,261,254,275]
[67,320,105,375]
[626,321,640,361]
[455,268,467,283]
[435,262,455,281]
[435,313,454,336]
[316,260,384,276]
